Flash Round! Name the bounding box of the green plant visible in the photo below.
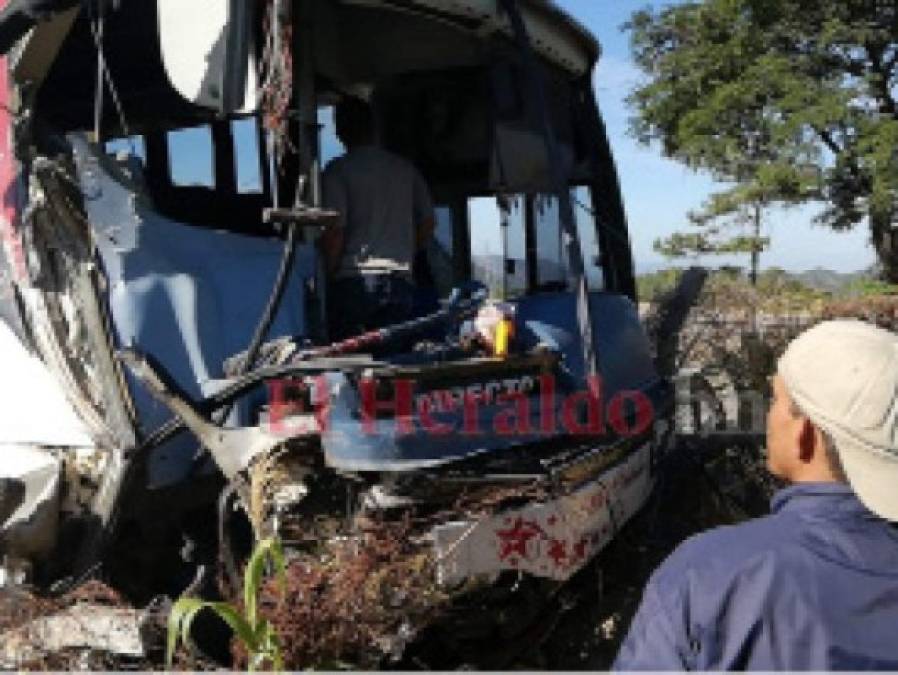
[636,267,683,303]
[844,278,898,298]
[627,0,898,281]
[166,537,287,671]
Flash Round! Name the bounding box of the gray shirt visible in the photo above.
[322,146,434,277]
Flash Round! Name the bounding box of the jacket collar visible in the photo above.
[771,482,874,519]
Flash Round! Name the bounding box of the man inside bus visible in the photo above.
[615,319,898,670]
[320,97,436,342]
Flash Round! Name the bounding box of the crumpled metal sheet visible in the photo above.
[0,479,24,526]
[69,136,315,487]
[432,442,654,585]
[0,603,143,668]
[0,445,60,559]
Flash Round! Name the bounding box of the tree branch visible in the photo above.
[865,41,898,118]
[811,124,843,157]
[885,48,898,76]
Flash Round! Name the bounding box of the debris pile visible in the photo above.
[236,475,552,669]
[240,516,449,669]
[0,580,154,671]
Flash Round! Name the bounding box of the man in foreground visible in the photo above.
[320,97,435,342]
[615,319,898,670]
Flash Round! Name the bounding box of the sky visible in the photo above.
[553,0,875,274]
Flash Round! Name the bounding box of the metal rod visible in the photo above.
[524,195,538,293]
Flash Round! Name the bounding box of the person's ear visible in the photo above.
[797,417,816,464]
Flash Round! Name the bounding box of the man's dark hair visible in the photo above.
[335,97,375,148]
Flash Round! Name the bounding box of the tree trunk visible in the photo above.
[749,203,760,287]
[871,217,898,283]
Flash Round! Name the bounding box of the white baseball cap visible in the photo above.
[778,319,898,521]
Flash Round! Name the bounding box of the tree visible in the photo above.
[627,0,898,281]
[654,196,770,285]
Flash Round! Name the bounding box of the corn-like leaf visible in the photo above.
[166,597,206,667]
[268,628,284,672]
[249,651,266,672]
[204,602,258,651]
[255,619,274,651]
[244,537,286,627]
[168,538,287,671]
[168,598,261,667]
[270,540,287,599]
[254,621,283,673]
[180,602,208,658]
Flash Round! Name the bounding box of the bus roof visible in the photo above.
[342,0,601,76]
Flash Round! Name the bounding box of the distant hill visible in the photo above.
[636,265,884,304]
[789,267,870,293]
[466,259,878,299]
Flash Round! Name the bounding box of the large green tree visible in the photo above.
[627,0,898,280]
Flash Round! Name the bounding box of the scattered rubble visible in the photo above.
[0,580,161,671]
[243,517,447,670]
[0,604,144,668]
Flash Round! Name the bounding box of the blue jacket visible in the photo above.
[614,483,898,670]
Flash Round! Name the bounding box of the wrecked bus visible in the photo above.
[0,0,672,665]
